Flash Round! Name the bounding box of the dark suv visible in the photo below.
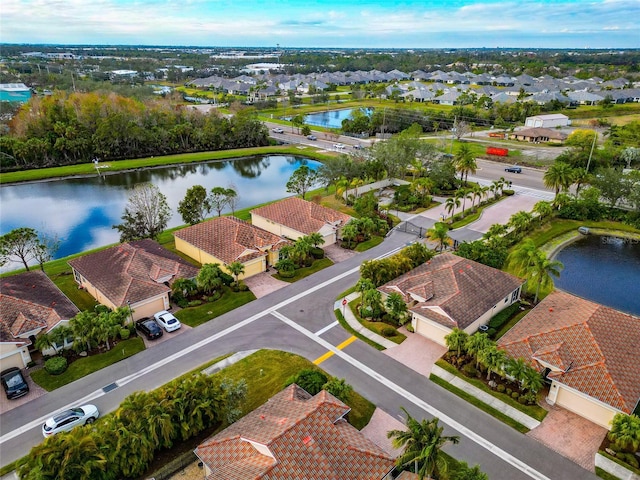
[136,318,163,340]
[1,367,30,400]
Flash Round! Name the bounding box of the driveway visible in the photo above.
[324,244,357,263]
[243,272,289,298]
[468,193,540,233]
[383,327,447,377]
[139,323,192,349]
[0,368,47,415]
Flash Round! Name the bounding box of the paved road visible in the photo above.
[0,229,596,480]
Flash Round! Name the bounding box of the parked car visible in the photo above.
[154,310,181,332]
[352,144,363,150]
[272,127,284,134]
[307,134,317,140]
[1,367,29,400]
[504,165,522,173]
[333,143,345,149]
[42,405,99,437]
[136,318,163,340]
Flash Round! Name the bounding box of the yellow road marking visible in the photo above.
[313,336,357,365]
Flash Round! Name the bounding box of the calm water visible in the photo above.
[554,234,640,316]
[288,108,373,129]
[0,155,319,271]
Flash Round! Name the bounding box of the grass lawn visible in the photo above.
[430,374,529,433]
[215,349,376,430]
[31,338,145,391]
[354,236,384,252]
[273,257,334,282]
[435,360,548,422]
[493,309,531,340]
[175,288,256,328]
[348,298,406,345]
[334,309,385,351]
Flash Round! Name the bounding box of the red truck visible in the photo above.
[486,146,509,157]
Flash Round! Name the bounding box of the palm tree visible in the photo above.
[445,197,461,219]
[454,143,477,185]
[521,365,544,394]
[505,357,529,390]
[508,238,539,274]
[478,344,507,381]
[307,232,325,248]
[483,223,507,240]
[544,162,574,196]
[465,333,492,369]
[361,288,383,319]
[196,263,224,294]
[444,327,469,357]
[608,413,640,453]
[470,184,483,211]
[532,200,553,225]
[387,408,460,480]
[226,261,245,283]
[508,210,534,236]
[385,292,409,325]
[529,252,563,303]
[456,188,473,214]
[341,222,358,249]
[452,461,489,480]
[427,222,450,252]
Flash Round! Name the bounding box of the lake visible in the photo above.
[553,234,640,316]
[288,108,373,129]
[0,155,319,271]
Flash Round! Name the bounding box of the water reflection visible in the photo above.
[554,234,640,316]
[0,155,319,271]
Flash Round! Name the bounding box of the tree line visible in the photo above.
[0,91,270,170]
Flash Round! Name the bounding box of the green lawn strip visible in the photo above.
[31,338,145,391]
[335,309,385,351]
[214,349,376,430]
[174,288,256,328]
[336,285,357,301]
[0,146,335,185]
[0,461,20,477]
[348,298,406,344]
[435,360,547,422]
[273,257,334,282]
[595,467,622,480]
[598,451,640,475]
[494,309,530,340]
[429,374,529,434]
[354,236,384,252]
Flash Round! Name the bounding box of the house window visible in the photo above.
[73,270,82,283]
[504,296,509,303]
[511,288,520,303]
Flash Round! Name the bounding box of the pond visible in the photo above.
[287,108,373,129]
[0,155,319,271]
[553,234,640,316]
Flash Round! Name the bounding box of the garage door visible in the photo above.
[555,386,616,429]
[414,319,449,346]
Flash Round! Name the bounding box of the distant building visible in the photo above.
[524,113,570,128]
[0,83,31,103]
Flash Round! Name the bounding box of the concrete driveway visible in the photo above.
[0,368,47,415]
[383,327,447,377]
[243,272,289,298]
[469,193,540,233]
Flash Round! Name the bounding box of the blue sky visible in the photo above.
[2,0,639,48]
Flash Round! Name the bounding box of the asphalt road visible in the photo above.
[0,228,595,480]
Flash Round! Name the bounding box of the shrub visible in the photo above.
[496,384,506,393]
[177,299,189,308]
[618,453,640,469]
[486,328,497,337]
[278,270,295,278]
[405,325,415,333]
[310,247,324,259]
[285,369,328,395]
[188,300,203,307]
[462,363,478,377]
[506,388,513,395]
[45,356,68,375]
[522,391,537,405]
[503,189,515,196]
[511,392,520,400]
[518,396,527,404]
[238,283,249,291]
[381,327,397,337]
[119,328,130,340]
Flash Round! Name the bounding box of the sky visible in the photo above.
[1,0,639,49]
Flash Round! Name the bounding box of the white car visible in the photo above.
[272,127,284,134]
[42,405,99,437]
[333,143,345,149]
[154,310,181,332]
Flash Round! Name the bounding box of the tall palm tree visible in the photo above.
[470,184,483,211]
[454,143,477,185]
[444,327,469,357]
[505,357,529,390]
[388,408,460,480]
[456,188,473,214]
[521,365,544,394]
[385,292,409,325]
[532,200,553,225]
[427,222,451,252]
[529,252,563,303]
[465,333,492,369]
[307,232,325,248]
[508,210,534,236]
[507,238,539,274]
[226,261,245,283]
[608,413,640,453]
[445,197,461,219]
[544,162,574,196]
[478,344,507,381]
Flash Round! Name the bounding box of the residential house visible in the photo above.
[251,197,351,246]
[0,271,79,368]
[173,216,289,280]
[379,253,524,346]
[510,127,567,144]
[498,291,640,429]
[195,384,395,479]
[68,240,198,321]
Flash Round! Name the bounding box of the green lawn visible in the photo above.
[174,288,256,328]
[348,298,406,345]
[273,257,334,282]
[354,235,384,252]
[334,309,385,351]
[31,338,145,391]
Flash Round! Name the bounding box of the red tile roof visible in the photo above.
[68,239,198,307]
[195,384,395,479]
[0,270,79,343]
[379,253,523,329]
[498,290,640,414]
[251,197,351,236]
[174,216,288,265]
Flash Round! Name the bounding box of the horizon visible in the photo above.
[2,0,639,49]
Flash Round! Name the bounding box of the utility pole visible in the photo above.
[450,115,457,154]
[585,129,597,173]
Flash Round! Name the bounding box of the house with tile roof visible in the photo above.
[68,239,198,321]
[251,197,351,246]
[498,290,640,429]
[0,271,80,369]
[173,216,289,280]
[379,253,524,346]
[195,384,395,479]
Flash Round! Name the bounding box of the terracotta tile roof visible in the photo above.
[498,290,640,414]
[174,216,288,265]
[68,239,198,307]
[195,384,395,479]
[0,270,80,343]
[251,197,351,236]
[379,253,523,329]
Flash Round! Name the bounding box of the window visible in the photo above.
[511,288,520,303]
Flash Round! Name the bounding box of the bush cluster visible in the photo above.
[44,356,68,375]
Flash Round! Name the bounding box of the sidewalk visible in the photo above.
[334,293,397,349]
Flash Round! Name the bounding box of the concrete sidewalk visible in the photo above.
[334,293,397,349]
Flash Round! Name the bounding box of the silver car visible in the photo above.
[42,405,99,437]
